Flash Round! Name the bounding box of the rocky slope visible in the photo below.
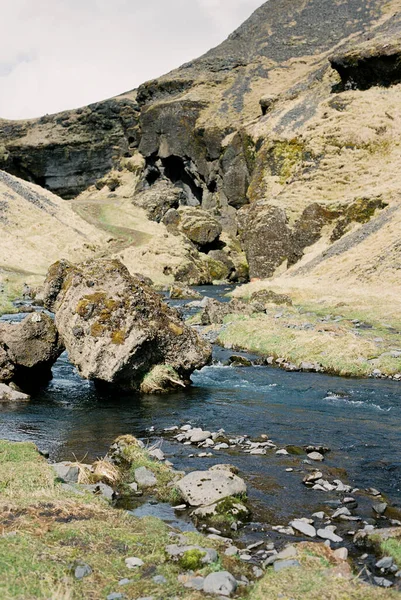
[1,0,401,292]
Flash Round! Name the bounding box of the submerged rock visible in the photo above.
[43,258,212,392]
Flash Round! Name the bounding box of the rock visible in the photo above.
[175,207,222,248]
[373,502,388,515]
[250,289,292,307]
[169,284,202,300]
[276,449,289,456]
[190,429,212,443]
[307,452,324,462]
[43,258,211,391]
[333,548,349,561]
[312,512,326,519]
[134,467,157,488]
[228,355,253,367]
[290,520,316,538]
[332,507,351,519]
[148,448,165,461]
[0,383,30,403]
[225,546,239,557]
[376,557,394,570]
[0,313,63,387]
[118,579,131,586]
[125,557,144,569]
[305,445,330,455]
[203,571,237,597]
[317,528,343,543]
[107,594,123,600]
[374,577,393,588]
[74,562,92,579]
[274,560,301,572]
[153,575,167,584]
[303,471,323,484]
[178,574,205,591]
[199,297,253,326]
[51,462,80,483]
[177,469,246,507]
[81,483,114,501]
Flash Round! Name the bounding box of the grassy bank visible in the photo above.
[0,440,247,600]
[253,544,400,600]
[219,281,401,378]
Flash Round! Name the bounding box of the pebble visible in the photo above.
[317,528,343,543]
[303,471,323,484]
[240,554,252,561]
[214,443,229,450]
[253,566,264,578]
[307,452,324,461]
[181,425,192,431]
[276,449,289,455]
[107,594,123,600]
[74,563,92,580]
[312,512,326,519]
[274,559,301,572]
[373,502,388,515]
[190,429,212,443]
[153,575,167,584]
[118,578,131,586]
[286,468,294,472]
[332,507,351,519]
[290,520,316,538]
[125,557,144,569]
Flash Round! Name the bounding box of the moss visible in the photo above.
[179,549,207,571]
[272,138,305,184]
[90,322,105,337]
[111,329,126,345]
[168,322,184,336]
[76,292,107,317]
[140,365,184,395]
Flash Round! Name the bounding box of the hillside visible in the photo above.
[0,0,401,300]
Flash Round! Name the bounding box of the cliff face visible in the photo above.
[1,0,401,287]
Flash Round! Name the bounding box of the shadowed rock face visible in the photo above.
[0,98,140,198]
[43,258,212,391]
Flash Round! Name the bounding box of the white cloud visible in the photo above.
[0,0,262,120]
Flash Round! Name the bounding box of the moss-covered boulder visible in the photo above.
[43,258,212,392]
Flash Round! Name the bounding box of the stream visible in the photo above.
[1,285,401,577]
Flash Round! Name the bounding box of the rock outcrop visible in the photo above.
[0,312,63,388]
[43,258,212,391]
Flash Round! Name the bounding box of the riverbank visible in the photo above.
[216,280,401,379]
[2,439,400,600]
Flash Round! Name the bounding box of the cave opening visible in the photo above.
[162,155,203,203]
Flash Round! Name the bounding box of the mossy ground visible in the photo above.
[0,440,249,600]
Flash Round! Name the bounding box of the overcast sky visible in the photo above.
[0,0,263,120]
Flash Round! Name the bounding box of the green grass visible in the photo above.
[252,544,401,600]
[377,538,401,570]
[0,440,252,600]
[217,303,401,377]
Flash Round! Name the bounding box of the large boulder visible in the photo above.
[0,383,30,403]
[43,258,212,391]
[0,312,64,387]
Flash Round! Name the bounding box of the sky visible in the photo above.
[0,0,263,120]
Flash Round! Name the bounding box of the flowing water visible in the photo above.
[1,286,401,544]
